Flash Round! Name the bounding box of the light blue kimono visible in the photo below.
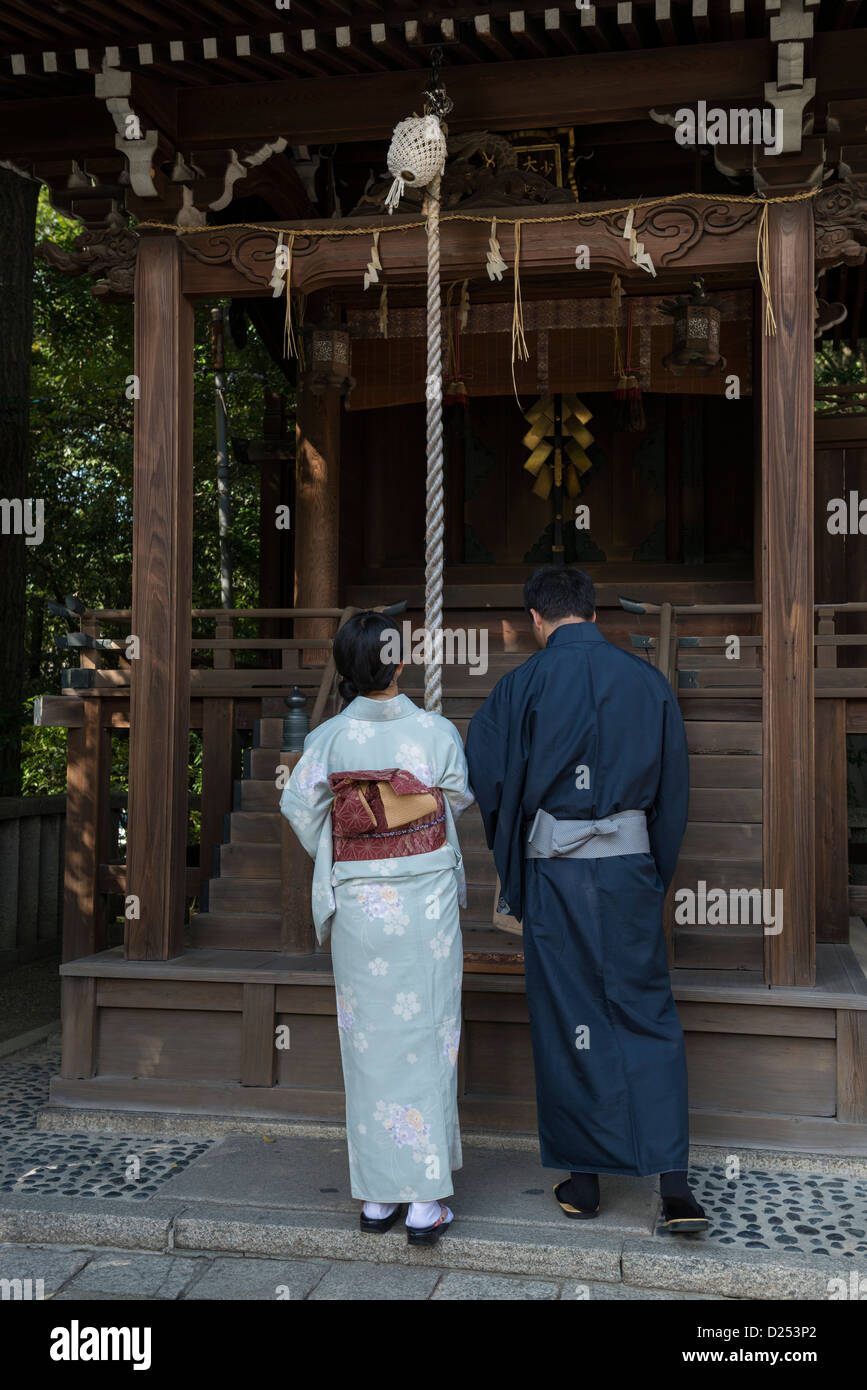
[280,692,474,1202]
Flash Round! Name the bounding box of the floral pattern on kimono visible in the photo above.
[279,692,473,1201]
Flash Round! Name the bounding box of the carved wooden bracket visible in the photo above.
[814,173,867,271]
[38,224,138,300]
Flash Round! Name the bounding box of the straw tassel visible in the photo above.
[757,203,777,337]
[282,232,297,358]
[511,221,529,403]
[378,284,388,338]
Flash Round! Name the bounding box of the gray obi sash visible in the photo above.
[525,808,650,859]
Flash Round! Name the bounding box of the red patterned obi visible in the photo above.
[329,768,447,862]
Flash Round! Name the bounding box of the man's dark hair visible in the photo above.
[524,566,596,622]
[332,610,401,706]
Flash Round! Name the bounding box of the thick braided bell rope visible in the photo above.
[424,172,445,714]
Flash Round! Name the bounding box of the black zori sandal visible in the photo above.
[659,1195,709,1234]
[553,1179,600,1219]
[406,1205,453,1247]
[360,1204,404,1234]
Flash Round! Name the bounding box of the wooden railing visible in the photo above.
[0,792,127,971]
[37,603,406,960]
[624,598,867,697]
[54,601,406,725]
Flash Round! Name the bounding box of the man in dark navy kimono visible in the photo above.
[466,565,707,1232]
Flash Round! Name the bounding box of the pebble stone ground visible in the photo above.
[2,1034,867,1299]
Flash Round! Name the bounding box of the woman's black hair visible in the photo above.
[332,611,403,707]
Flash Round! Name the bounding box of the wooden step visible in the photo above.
[688,755,761,788]
[255,717,285,749]
[680,667,762,690]
[688,788,761,823]
[673,857,762,891]
[684,721,762,754]
[190,912,281,950]
[681,821,761,860]
[208,876,281,913]
[680,650,760,668]
[679,698,761,723]
[230,811,281,843]
[249,746,293,779]
[190,911,523,968]
[221,842,279,877]
[673,927,763,971]
[237,779,282,811]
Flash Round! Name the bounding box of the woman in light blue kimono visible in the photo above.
[280,612,473,1246]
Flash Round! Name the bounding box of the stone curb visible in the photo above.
[0,1022,62,1061]
[171,1204,626,1282]
[621,1236,854,1300]
[0,1196,182,1252]
[0,1195,856,1297]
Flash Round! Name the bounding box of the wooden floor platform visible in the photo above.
[52,943,867,1155]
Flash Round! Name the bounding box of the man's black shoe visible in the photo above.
[659,1194,709,1234]
[553,1178,600,1219]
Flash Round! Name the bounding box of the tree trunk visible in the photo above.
[0,168,39,796]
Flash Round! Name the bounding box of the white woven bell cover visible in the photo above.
[386,114,447,188]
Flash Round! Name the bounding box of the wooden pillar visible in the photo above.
[126,234,194,961]
[761,202,815,987]
[295,385,341,663]
[62,696,110,962]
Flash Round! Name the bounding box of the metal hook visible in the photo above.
[424,44,453,118]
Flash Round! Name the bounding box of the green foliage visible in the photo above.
[22,188,293,801]
[815,343,867,415]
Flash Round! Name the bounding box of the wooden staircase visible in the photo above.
[190,589,763,972]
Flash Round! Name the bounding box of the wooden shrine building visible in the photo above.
[3,1,867,1153]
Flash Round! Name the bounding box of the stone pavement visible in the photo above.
[2,1032,866,1300]
[0,1243,728,1300]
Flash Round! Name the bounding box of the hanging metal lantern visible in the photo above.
[661,276,726,376]
[301,322,354,397]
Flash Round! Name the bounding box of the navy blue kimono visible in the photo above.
[466,620,690,1177]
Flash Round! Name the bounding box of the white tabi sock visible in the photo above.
[363,1202,397,1220]
[406,1200,453,1229]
